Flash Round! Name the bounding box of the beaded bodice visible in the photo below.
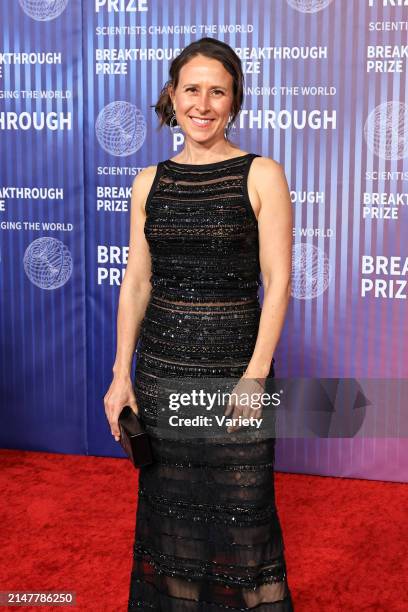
[144,153,261,303]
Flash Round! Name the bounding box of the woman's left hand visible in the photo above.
[224,376,265,433]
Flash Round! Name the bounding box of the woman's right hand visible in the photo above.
[103,375,139,442]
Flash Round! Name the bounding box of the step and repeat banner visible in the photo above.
[0,0,407,481]
[0,0,86,453]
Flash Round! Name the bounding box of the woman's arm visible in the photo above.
[111,165,157,379]
[244,157,293,380]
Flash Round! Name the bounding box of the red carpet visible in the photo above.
[0,449,407,612]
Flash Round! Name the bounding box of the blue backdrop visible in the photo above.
[1,0,407,482]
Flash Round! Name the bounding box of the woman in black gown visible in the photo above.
[104,37,294,610]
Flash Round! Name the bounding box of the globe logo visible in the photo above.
[364,101,408,161]
[23,237,73,289]
[19,0,69,21]
[95,101,147,157]
[291,243,331,299]
[286,0,334,13]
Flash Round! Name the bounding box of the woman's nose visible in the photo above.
[195,94,211,113]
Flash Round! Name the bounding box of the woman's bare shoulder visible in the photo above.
[132,164,158,187]
[250,155,286,189]
[131,165,158,195]
[252,155,283,173]
[130,165,159,212]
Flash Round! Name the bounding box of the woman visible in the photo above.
[104,37,294,610]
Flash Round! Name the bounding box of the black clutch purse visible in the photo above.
[118,405,153,467]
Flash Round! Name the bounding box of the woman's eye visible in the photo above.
[185,88,223,95]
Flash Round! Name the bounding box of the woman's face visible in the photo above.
[169,55,234,144]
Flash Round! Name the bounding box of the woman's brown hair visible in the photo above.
[152,37,244,140]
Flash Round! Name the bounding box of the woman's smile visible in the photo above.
[189,116,215,128]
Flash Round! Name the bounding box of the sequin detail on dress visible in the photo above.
[128,154,294,611]
[144,154,260,303]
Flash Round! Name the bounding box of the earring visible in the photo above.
[224,114,234,139]
[169,110,181,135]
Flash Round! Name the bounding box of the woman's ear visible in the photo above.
[167,84,175,110]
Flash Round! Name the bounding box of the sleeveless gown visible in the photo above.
[127,153,294,610]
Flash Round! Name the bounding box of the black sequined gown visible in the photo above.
[128,153,294,610]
